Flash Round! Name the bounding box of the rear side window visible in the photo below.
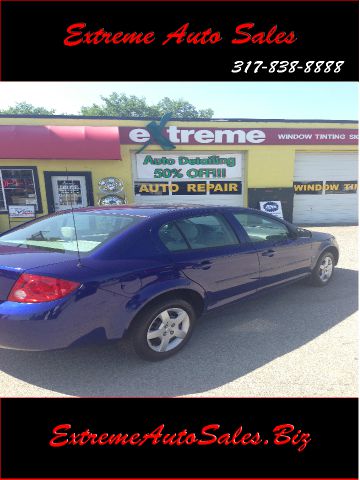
[0,212,145,253]
[176,214,239,249]
[234,212,291,243]
[158,223,189,252]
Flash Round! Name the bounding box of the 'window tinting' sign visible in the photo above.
[294,181,358,194]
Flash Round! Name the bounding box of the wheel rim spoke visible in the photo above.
[159,310,171,325]
[159,335,170,352]
[174,329,187,339]
[147,329,163,340]
[175,311,188,325]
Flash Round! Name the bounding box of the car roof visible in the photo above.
[50,205,292,226]
[60,204,250,218]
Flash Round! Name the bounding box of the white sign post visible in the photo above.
[259,201,284,219]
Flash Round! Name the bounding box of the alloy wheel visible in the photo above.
[146,308,190,352]
[318,255,333,283]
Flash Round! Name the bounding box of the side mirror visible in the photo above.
[296,227,312,238]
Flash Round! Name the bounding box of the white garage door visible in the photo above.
[133,151,244,207]
[293,152,358,224]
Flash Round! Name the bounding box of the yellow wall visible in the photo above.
[0,117,357,232]
[246,144,358,188]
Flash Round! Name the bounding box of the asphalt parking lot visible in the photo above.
[0,226,357,397]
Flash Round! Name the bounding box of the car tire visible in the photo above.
[131,298,196,361]
[310,251,335,287]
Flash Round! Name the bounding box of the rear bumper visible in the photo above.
[0,288,129,351]
[0,299,86,350]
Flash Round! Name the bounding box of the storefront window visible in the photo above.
[0,168,41,212]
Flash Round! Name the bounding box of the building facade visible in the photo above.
[0,115,357,232]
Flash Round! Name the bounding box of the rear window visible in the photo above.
[0,212,146,253]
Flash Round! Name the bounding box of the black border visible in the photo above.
[1,397,358,479]
[1,1,358,81]
[0,1,358,479]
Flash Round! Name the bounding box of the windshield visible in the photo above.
[0,211,147,253]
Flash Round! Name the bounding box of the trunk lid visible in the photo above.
[0,245,77,301]
[0,265,22,302]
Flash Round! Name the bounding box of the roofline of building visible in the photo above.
[0,114,357,123]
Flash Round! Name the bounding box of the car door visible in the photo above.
[156,213,260,309]
[231,211,313,290]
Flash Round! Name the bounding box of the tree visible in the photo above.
[156,97,213,118]
[80,93,158,117]
[80,93,214,118]
[0,101,56,116]
[0,94,215,118]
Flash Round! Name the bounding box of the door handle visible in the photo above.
[262,249,276,257]
[192,260,212,270]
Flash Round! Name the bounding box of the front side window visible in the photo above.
[0,212,146,253]
[0,168,40,212]
[176,214,239,249]
[234,213,291,243]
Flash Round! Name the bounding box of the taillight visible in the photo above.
[8,273,80,303]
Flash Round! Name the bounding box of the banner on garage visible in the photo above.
[134,181,242,196]
[324,180,358,194]
[135,153,242,180]
[293,181,324,194]
[294,180,358,194]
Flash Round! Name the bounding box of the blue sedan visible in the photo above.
[0,205,339,360]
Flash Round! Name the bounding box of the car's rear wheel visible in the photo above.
[310,251,335,287]
[132,299,196,361]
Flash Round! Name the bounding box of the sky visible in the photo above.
[0,82,357,120]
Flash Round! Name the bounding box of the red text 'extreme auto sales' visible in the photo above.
[64,22,298,47]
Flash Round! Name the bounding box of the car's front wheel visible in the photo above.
[310,251,335,286]
[132,298,196,361]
